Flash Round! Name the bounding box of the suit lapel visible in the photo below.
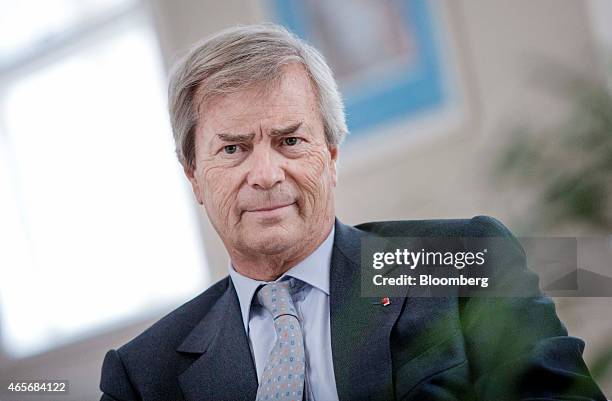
[177,280,258,401]
[330,219,408,401]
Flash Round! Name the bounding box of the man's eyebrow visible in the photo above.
[216,132,255,142]
[269,122,303,137]
[214,122,303,142]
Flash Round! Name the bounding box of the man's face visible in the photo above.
[186,64,338,259]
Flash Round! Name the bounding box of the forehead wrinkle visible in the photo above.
[202,111,256,148]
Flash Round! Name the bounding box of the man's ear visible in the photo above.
[328,146,339,187]
[183,162,204,205]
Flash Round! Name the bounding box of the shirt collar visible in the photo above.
[228,225,335,332]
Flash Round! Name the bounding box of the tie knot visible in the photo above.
[256,279,298,319]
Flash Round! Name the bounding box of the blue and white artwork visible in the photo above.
[271,0,452,138]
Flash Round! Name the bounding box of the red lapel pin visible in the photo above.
[381,296,391,306]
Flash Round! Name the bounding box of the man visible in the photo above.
[99,24,606,400]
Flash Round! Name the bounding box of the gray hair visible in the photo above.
[167,23,348,169]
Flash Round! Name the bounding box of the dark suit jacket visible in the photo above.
[100,216,606,401]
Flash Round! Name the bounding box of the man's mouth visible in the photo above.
[246,202,296,213]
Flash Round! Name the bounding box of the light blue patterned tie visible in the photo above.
[256,279,305,401]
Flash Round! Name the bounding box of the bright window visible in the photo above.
[0,0,209,358]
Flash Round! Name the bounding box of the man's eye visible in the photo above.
[223,145,238,154]
[283,137,301,146]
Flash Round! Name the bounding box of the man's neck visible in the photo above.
[230,221,334,281]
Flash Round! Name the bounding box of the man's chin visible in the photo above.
[241,225,298,256]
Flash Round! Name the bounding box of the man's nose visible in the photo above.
[246,146,285,189]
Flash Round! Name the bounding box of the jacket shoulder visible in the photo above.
[117,276,229,356]
[100,276,231,399]
[354,215,515,238]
